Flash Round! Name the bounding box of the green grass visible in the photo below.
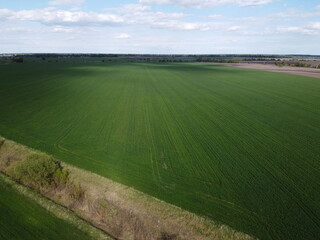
[0,62,319,240]
[0,174,94,240]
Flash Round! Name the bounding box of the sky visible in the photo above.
[0,0,319,54]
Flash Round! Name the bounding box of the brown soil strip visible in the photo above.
[209,63,320,78]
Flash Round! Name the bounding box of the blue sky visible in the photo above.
[0,0,319,54]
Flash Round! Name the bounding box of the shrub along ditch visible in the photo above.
[0,138,84,203]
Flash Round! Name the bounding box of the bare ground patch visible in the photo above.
[208,63,320,78]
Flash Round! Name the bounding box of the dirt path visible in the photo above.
[209,63,320,78]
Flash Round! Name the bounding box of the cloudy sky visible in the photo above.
[0,0,319,54]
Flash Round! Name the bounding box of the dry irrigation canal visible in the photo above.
[0,62,319,240]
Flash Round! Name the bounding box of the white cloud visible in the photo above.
[0,6,257,34]
[228,25,245,31]
[2,8,124,26]
[208,14,224,20]
[236,0,274,7]
[101,4,229,32]
[239,17,259,21]
[152,21,225,31]
[0,9,12,19]
[116,33,131,39]
[272,7,320,19]
[208,14,259,22]
[0,6,191,31]
[307,22,320,30]
[110,4,187,25]
[139,0,275,8]
[116,4,151,13]
[277,22,320,35]
[2,3,318,38]
[52,26,73,32]
[272,8,298,18]
[48,0,85,7]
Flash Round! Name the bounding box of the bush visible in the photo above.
[54,168,69,185]
[275,61,286,67]
[6,153,62,188]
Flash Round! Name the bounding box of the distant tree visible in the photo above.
[12,57,23,63]
[275,61,286,67]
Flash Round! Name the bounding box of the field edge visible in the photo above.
[0,135,256,240]
[0,172,113,240]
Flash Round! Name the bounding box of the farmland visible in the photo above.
[0,62,319,240]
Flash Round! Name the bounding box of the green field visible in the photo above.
[0,174,93,240]
[0,62,319,240]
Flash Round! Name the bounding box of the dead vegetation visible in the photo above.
[0,136,255,240]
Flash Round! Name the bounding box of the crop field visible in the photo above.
[0,62,319,240]
[0,174,93,240]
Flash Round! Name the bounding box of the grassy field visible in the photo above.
[0,62,319,240]
[0,174,95,240]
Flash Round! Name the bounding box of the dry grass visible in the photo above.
[0,137,33,170]
[67,164,254,240]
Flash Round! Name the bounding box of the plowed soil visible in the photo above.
[211,63,320,78]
